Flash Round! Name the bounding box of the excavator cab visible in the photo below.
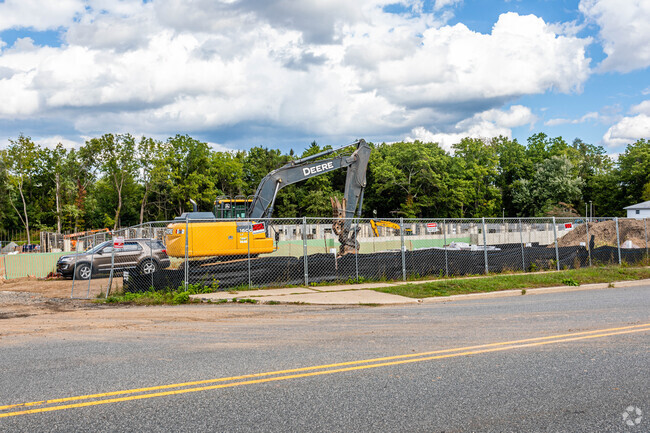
[214,196,252,219]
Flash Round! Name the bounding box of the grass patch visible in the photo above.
[374,266,650,299]
[232,298,258,304]
[98,281,220,305]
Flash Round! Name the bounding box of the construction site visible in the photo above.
[0,139,648,298]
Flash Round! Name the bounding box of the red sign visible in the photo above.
[564,223,573,229]
[252,223,265,234]
[113,237,124,249]
[427,223,438,228]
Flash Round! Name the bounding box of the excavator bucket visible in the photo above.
[330,196,359,255]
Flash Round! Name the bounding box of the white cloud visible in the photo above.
[433,0,463,11]
[405,105,535,150]
[579,0,650,72]
[38,135,82,149]
[0,0,84,31]
[0,3,591,146]
[602,100,650,147]
[602,115,650,148]
[544,111,599,126]
[631,100,650,115]
[349,13,591,111]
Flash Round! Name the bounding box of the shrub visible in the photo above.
[172,291,190,304]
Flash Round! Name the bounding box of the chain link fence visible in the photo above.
[66,217,649,298]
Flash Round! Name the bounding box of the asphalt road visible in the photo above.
[1,285,649,432]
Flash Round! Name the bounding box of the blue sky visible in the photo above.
[0,0,648,154]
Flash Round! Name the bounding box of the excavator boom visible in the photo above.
[246,139,371,220]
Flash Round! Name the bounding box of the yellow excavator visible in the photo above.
[369,220,401,237]
[165,139,372,258]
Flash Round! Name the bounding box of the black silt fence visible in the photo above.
[123,244,643,292]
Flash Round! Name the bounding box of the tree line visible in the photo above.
[1,133,648,241]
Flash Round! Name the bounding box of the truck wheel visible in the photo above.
[140,259,158,275]
[75,263,92,280]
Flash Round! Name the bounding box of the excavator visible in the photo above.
[165,139,371,258]
[369,219,401,237]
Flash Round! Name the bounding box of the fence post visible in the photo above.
[400,217,406,281]
[247,219,252,290]
[355,219,359,283]
[552,217,560,271]
[640,218,648,258]
[585,220,592,267]
[86,237,94,298]
[3,253,8,280]
[106,238,116,298]
[184,214,189,290]
[482,217,488,274]
[615,217,621,265]
[149,223,154,291]
[302,217,309,286]
[443,219,448,277]
[519,218,525,271]
[70,247,78,298]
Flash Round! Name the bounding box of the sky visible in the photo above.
[0,0,649,154]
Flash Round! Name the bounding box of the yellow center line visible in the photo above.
[2,322,647,412]
[1,323,649,419]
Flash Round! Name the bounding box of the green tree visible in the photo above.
[494,136,530,216]
[618,138,650,205]
[512,155,584,216]
[165,135,217,215]
[42,144,71,233]
[2,135,40,243]
[452,138,500,217]
[89,133,139,230]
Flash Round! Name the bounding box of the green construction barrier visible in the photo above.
[3,252,69,279]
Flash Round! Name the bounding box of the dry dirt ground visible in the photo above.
[0,276,346,345]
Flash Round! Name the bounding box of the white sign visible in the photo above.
[426,222,439,233]
[113,237,124,249]
[302,161,335,176]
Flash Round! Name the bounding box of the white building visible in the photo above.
[624,201,650,219]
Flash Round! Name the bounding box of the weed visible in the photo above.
[561,278,580,287]
[172,291,190,304]
[235,298,258,304]
[266,300,281,305]
[521,289,526,295]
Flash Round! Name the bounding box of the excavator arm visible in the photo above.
[246,139,371,254]
[369,219,401,237]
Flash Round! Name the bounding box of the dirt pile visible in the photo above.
[557,220,648,248]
